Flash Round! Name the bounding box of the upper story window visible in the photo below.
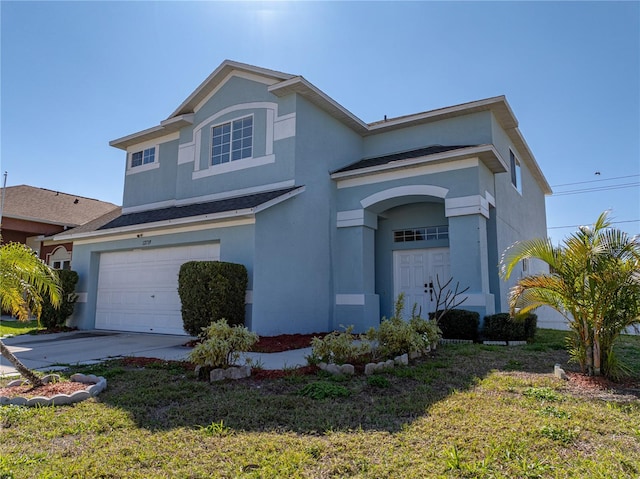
[131,147,156,168]
[211,116,253,165]
[510,150,522,193]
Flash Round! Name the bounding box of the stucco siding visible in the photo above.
[122,139,179,208]
[363,111,494,158]
[490,113,548,313]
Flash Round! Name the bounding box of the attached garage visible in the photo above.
[96,243,220,335]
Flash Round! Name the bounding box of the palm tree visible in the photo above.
[500,212,640,378]
[0,241,61,386]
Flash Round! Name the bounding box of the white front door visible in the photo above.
[393,248,451,319]
[96,244,220,335]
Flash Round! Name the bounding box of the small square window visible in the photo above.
[130,147,155,168]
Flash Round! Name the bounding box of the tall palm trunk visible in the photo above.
[0,339,43,386]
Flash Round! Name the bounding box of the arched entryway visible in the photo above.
[361,186,451,319]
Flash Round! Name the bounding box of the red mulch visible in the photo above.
[564,372,640,400]
[0,381,87,399]
[184,332,326,353]
[252,333,325,353]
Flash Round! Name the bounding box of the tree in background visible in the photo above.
[0,241,61,386]
[500,212,640,379]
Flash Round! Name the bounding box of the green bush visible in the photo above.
[188,319,258,369]
[482,313,537,341]
[309,326,371,364]
[367,294,437,358]
[178,261,248,336]
[431,309,480,340]
[40,269,78,329]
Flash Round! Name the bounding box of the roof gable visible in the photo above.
[169,60,295,118]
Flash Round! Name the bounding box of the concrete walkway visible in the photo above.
[0,330,311,378]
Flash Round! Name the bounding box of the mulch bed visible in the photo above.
[564,372,640,400]
[0,381,87,399]
[252,333,324,353]
[185,332,325,353]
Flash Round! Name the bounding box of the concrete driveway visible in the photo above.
[0,330,312,377]
[0,330,194,377]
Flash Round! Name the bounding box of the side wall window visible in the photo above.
[131,147,156,168]
[510,150,522,193]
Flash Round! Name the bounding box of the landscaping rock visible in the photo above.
[318,362,328,371]
[325,363,343,375]
[364,363,377,375]
[209,366,252,382]
[395,353,409,366]
[554,364,568,380]
[384,360,395,370]
[230,365,251,379]
[209,369,227,382]
[409,351,421,360]
[340,364,355,375]
[41,374,62,384]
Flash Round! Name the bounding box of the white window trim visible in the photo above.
[185,102,292,179]
[127,144,160,175]
[209,114,254,166]
[193,154,275,179]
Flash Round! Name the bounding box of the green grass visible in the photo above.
[1,329,639,478]
[0,319,43,337]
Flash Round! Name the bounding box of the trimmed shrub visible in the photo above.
[178,261,248,336]
[40,269,78,329]
[188,319,258,370]
[309,326,371,365]
[431,309,480,340]
[366,294,438,359]
[482,313,537,341]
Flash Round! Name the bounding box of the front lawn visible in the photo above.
[1,330,639,478]
[0,319,42,337]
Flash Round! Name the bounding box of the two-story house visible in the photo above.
[55,60,551,336]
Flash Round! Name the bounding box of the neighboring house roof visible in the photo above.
[108,60,551,195]
[334,145,476,174]
[54,187,304,241]
[1,185,119,227]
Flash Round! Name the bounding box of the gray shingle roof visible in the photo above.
[98,187,300,230]
[1,185,119,226]
[334,145,477,174]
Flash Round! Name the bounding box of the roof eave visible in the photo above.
[110,114,194,150]
[331,145,507,180]
[2,213,80,228]
[268,77,369,134]
[53,209,257,242]
[53,186,305,242]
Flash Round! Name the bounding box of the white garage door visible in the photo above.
[96,244,220,335]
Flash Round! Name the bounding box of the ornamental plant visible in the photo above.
[309,326,371,364]
[501,211,640,378]
[188,319,258,370]
[366,294,438,359]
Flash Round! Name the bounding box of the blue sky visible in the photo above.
[1,1,638,244]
